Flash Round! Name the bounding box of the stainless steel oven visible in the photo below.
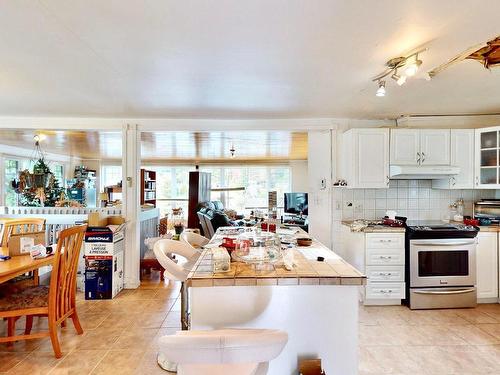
[410,238,476,288]
[406,223,478,309]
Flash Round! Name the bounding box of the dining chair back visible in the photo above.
[1,218,46,247]
[0,224,87,358]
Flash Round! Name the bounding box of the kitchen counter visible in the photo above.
[477,225,500,232]
[186,226,362,375]
[341,220,406,233]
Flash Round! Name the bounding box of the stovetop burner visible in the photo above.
[406,221,479,239]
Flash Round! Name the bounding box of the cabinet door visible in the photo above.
[450,129,474,188]
[420,129,450,165]
[390,129,420,165]
[475,127,500,189]
[476,232,498,300]
[355,129,389,188]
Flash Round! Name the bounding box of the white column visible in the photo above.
[0,154,5,207]
[122,124,141,289]
[307,130,333,249]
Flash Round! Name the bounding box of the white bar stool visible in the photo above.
[157,329,288,375]
[180,231,209,249]
[153,239,200,330]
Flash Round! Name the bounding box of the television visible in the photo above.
[284,192,308,216]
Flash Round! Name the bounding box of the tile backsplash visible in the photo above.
[333,179,496,222]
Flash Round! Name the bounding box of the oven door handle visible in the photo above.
[411,240,476,246]
[413,288,475,295]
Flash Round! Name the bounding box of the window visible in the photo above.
[200,165,291,212]
[101,165,122,188]
[52,164,64,187]
[5,159,19,207]
[145,166,195,217]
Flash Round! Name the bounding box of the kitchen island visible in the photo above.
[186,227,365,375]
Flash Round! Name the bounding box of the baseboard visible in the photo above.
[477,297,499,304]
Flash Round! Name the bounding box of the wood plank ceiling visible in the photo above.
[0,130,308,162]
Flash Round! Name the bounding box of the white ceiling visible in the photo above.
[0,1,499,119]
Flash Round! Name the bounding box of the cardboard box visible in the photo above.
[84,226,124,299]
[8,231,46,256]
[88,212,125,227]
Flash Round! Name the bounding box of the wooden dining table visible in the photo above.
[0,247,54,285]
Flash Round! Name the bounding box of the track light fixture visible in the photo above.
[372,49,427,96]
[391,71,407,86]
[376,81,386,97]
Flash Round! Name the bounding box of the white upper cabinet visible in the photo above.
[420,130,450,165]
[390,129,450,166]
[390,129,420,165]
[433,129,474,189]
[342,128,389,188]
[475,126,500,189]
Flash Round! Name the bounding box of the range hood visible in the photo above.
[389,165,461,180]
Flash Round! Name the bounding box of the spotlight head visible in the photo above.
[391,73,407,86]
[376,80,386,97]
[405,58,422,77]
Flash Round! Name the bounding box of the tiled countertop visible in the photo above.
[186,227,366,288]
[341,220,406,233]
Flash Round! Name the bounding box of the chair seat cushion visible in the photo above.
[0,285,49,312]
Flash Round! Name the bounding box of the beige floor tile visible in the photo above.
[133,312,168,328]
[48,349,107,375]
[90,349,146,375]
[35,329,86,353]
[134,350,175,375]
[413,324,468,345]
[111,328,158,350]
[358,347,385,374]
[366,345,423,373]
[455,309,499,324]
[447,324,499,345]
[96,313,142,329]
[76,327,123,350]
[161,311,181,328]
[476,323,500,340]
[0,352,29,372]
[143,299,177,313]
[7,351,63,375]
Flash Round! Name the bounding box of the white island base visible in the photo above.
[189,284,359,375]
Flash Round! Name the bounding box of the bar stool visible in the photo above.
[153,239,200,330]
[157,329,288,375]
[180,231,209,249]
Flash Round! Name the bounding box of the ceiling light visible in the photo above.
[405,55,423,76]
[391,72,407,86]
[376,81,386,97]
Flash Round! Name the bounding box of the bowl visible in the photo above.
[297,237,313,246]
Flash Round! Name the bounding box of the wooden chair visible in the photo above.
[0,218,46,247]
[0,225,87,358]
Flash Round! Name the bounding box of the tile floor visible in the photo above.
[1,273,499,374]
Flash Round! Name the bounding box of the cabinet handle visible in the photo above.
[451,176,456,186]
[379,290,394,294]
[421,152,426,163]
[380,239,392,243]
[379,255,392,260]
[378,272,393,276]
[476,176,479,186]
[416,152,421,164]
[386,175,389,186]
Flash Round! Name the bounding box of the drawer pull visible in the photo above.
[379,290,394,294]
[379,255,393,260]
[377,272,392,276]
[379,239,392,243]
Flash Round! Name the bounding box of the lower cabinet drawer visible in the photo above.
[366,248,405,265]
[366,266,405,282]
[366,282,406,300]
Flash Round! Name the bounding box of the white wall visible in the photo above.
[307,130,333,249]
